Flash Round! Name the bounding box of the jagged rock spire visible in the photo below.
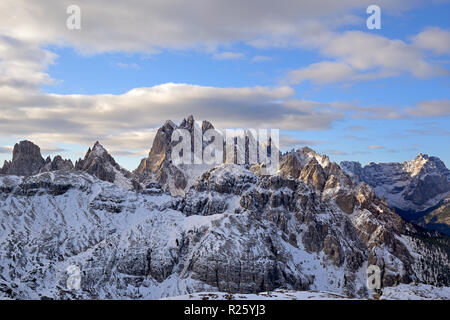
[0,140,45,176]
[0,140,74,176]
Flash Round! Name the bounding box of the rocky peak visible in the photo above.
[299,157,327,191]
[278,151,304,178]
[405,153,449,178]
[135,115,217,194]
[40,155,74,173]
[340,155,450,216]
[12,140,42,162]
[340,161,364,183]
[0,140,45,176]
[179,114,195,130]
[277,148,357,214]
[76,142,132,187]
[279,147,332,179]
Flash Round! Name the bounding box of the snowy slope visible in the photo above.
[163,284,450,300]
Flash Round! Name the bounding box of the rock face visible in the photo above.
[75,141,135,190]
[0,140,74,176]
[417,197,450,235]
[40,156,74,173]
[135,115,216,195]
[0,141,45,176]
[278,148,355,214]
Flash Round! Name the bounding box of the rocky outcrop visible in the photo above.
[0,140,75,177]
[135,115,216,195]
[0,141,45,176]
[278,148,356,214]
[40,156,74,173]
[417,197,450,235]
[75,141,136,189]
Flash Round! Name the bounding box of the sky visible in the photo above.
[0,0,449,170]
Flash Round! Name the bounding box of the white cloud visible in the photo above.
[406,99,450,117]
[0,146,12,154]
[323,31,442,78]
[116,62,140,69]
[213,52,244,60]
[413,27,450,55]
[284,30,448,84]
[252,55,273,62]
[1,1,445,91]
[0,0,423,54]
[0,83,348,155]
[286,61,356,84]
[0,36,57,90]
[346,125,365,131]
[324,149,348,156]
[279,134,325,149]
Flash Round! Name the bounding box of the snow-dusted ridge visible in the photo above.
[0,158,448,299]
[0,117,449,300]
[341,154,450,213]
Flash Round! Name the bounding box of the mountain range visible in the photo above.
[0,115,449,299]
[341,155,450,235]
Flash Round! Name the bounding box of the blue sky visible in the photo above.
[0,0,449,170]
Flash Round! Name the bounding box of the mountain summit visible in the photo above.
[135,115,215,195]
[0,140,73,176]
[75,141,136,190]
[341,154,450,234]
[341,154,450,211]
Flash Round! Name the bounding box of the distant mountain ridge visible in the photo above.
[341,154,450,235]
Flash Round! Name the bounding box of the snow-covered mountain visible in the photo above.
[0,118,449,300]
[75,141,138,190]
[341,154,450,235]
[341,154,450,212]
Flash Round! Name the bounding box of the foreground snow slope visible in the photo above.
[163,284,450,300]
